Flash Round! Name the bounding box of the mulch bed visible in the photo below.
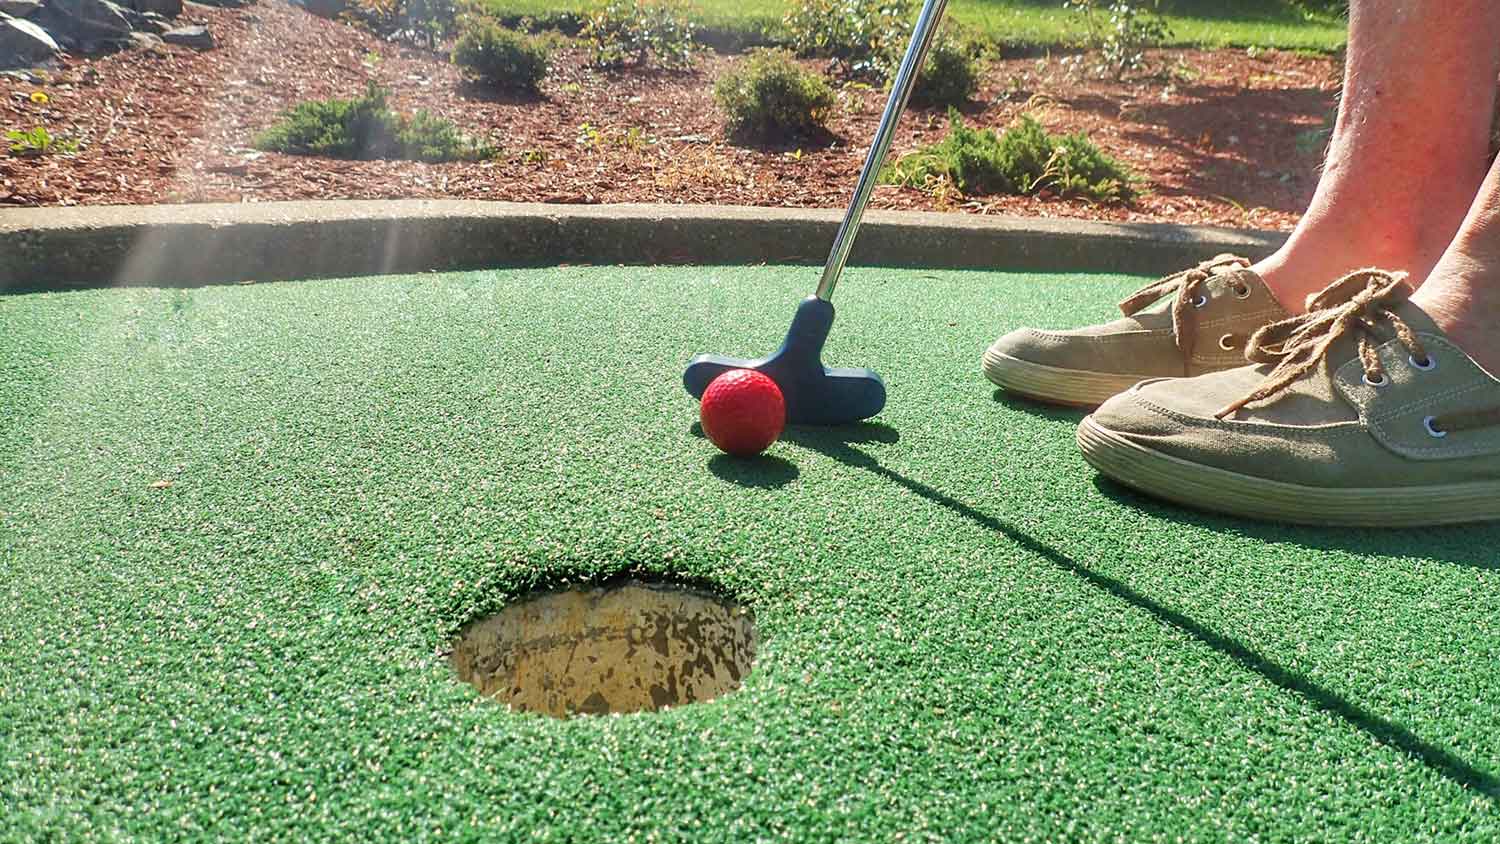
[0,0,1340,230]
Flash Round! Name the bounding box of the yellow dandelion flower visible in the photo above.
[29,92,49,105]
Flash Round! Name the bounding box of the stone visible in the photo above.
[136,9,166,31]
[0,15,59,68]
[0,0,42,18]
[127,30,161,48]
[30,0,131,48]
[124,0,180,16]
[161,23,210,49]
[301,0,342,18]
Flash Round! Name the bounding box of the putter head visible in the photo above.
[684,296,886,426]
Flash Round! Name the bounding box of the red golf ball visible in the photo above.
[700,370,786,456]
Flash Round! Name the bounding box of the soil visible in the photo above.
[0,0,1340,231]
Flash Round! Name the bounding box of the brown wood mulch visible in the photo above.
[0,0,1340,231]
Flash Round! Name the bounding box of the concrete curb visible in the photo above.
[0,201,1287,292]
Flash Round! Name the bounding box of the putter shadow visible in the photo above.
[1091,475,1500,572]
[790,434,1500,801]
[707,453,800,489]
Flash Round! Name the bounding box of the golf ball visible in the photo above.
[700,370,786,457]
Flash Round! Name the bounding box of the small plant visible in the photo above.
[452,18,550,93]
[911,37,979,108]
[714,49,835,140]
[1063,0,1172,80]
[881,110,1136,202]
[253,85,491,162]
[347,0,457,49]
[6,126,79,157]
[783,0,913,81]
[581,0,694,71]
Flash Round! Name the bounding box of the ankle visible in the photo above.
[1411,257,1500,376]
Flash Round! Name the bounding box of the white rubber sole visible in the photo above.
[1077,415,1500,527]
[982,346,1147,409]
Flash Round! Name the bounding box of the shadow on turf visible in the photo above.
[690,423,802,488]
[991,389,1091,423]
[1091,476,1500,572]
[787,423,1500,801]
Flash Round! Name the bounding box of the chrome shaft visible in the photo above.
[814,0,950,301]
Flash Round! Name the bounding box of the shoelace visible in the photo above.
[1117,254,1252,372]
[1214,268,1500,434]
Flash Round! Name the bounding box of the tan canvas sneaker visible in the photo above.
[984,255,1290,407]
[1077,269,1500,527]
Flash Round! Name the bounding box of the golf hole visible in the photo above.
[449,580,756,719]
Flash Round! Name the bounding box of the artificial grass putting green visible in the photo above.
[2,266,1498,841]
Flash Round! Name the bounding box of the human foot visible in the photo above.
[983,255,1288,408]
[1078,270,1500,526]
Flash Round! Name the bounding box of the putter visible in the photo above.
[683,0,950,425]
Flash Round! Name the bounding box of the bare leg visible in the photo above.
[1410,157,1500,374]
[1253,0,1500,312]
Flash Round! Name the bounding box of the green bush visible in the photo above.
[881,111,1136,202]
[783,0,913,80]
[581,0,694,70]
[253,86,491,162]
[452,18,550,92]
[1063,0,1172,80]
[346,0,457,50]
[714,49,835,139]
[911,38,979,108]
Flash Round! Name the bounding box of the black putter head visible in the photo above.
[684,296,886,425]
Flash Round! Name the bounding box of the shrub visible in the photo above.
[783,0,913,81]
[581,0,694,71]
[253,86,491,162]
[881,111,1136,202]
[346,0,457,49]
[911,37,979,108]
[714,49,835,139]
[1063,0,1172,80]
[452,18,550,92]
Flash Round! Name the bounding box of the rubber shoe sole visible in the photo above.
[1077,415,1500,527]
[983,345,1149,409]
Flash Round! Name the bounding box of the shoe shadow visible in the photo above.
[787,432,1500,800]
[1091,476,1500,572]
[991,389,1091,423]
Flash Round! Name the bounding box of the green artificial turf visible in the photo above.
[2,266,1498,841]
[485,0,1348,52]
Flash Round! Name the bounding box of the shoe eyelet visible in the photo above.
[1218,333,1239,352]
[1192,294,1208,308]
[1232,284,1252,299]
[1423,415,1447,438]
[1410,354,1437,372]
[1362,372,1389,387]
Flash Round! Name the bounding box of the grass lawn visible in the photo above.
[3,265,1497,840]
[487,0,1348,52]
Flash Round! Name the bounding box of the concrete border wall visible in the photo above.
[0,201,1287,291]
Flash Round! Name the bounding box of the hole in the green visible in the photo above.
[449,580,756,719]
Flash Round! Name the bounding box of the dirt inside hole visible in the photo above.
[449,580,756,718]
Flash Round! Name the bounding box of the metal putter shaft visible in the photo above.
[683,0,949,426]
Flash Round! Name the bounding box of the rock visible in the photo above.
[0,0,42,17]
[301,0,342,18]
[161,23,210,48]
[0,14,59,68]
[30,0,132,48]
[136,9,166,31]
[127,29,161,48]
[123,0,180,16]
